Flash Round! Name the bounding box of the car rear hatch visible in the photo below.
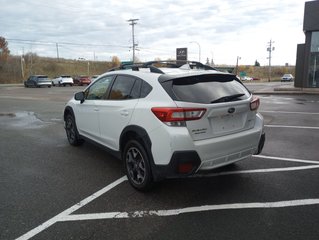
[159,73,258,141]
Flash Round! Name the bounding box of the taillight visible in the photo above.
[250,96,260,111]
[151,107,206,126]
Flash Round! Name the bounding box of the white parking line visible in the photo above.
[193,165,319,178]
[260,110,319,115]
[254,155,319,165]
[15,156,319,240]
[61,198,319,221]
[265,124,319,130]
[15,176,127,240]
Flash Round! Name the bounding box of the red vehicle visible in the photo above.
[74,76,91,86]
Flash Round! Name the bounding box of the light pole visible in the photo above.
[236,56,241,75]
[190,41,201,62]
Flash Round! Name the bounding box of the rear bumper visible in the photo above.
[150,151,201,181]
[255,132,265,155]
[150,114,265,180]
[151,132,265,181]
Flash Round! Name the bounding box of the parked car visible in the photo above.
[74,76,91,86]
[24,75,52,88]
[52,75,74,86]
[64,61,265,191]
[241,76,253,81]
[91,75,99,81]
[281,74,294,82]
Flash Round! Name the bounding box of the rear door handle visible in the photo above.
[94,108,99,112]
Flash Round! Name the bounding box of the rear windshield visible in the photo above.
[61,75,71,78]
[171,75,250,104]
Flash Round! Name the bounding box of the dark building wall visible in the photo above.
[295,0,319,88]
[303,1,319,32]
[295,44,305,88]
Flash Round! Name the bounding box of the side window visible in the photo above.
[140,81,152,98]
[130,79,142,99]
[85,76,113,100]
[109,75,136,100]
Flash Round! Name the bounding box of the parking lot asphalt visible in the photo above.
[0,84,319,240]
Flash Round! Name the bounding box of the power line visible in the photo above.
[7,38,130,49]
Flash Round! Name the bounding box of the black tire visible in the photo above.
[65,114,84,146]
[123,140,153,191]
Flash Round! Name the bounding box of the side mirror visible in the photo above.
[74,92,85,103]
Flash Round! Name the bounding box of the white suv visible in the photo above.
[52,75,74,86]
[64,62,265,191]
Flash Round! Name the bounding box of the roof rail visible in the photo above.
[142,60,217,70]
[106,60,216,73]
[149,66,164,74]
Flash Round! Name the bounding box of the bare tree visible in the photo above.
[0,36,10,62]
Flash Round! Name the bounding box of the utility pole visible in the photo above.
[127,19,139,63]
[267,40,275,82]
[56,43,60,61]
[236,56,241,75]
[21,55,25,80]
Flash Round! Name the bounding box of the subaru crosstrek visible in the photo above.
[64,62,265,191]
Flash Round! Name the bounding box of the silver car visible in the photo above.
[281,74,294,82]
[24,75,52,88]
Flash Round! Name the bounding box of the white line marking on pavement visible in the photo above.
[193,165,319,178]
[15,156,319,239]
[261,110,319,115]
[265,124,319,130]
[254,155,319,165]
[61,198,319,221]
[15,176,127,240]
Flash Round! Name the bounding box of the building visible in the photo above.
[295,1,319,88]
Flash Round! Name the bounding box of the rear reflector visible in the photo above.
[177,163,194,174]
[250,96,260,111]
[151,107,206,123]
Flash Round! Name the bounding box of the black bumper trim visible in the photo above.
[151,151,201,181]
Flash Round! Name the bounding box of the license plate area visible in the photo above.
[211,113,244,134]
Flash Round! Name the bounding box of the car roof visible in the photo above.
[102,61,234,83]
[32,75,48,78]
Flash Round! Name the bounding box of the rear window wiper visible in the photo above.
[210,93,245,103]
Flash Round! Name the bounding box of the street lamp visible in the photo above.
[189,41,201,62]
[236,56,241,75]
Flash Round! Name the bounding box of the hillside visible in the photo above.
[0,55,119,84]
[0,55,295,84]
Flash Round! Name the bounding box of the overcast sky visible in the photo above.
[1,0,307,66]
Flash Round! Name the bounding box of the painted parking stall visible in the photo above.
[0,87,318,240]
